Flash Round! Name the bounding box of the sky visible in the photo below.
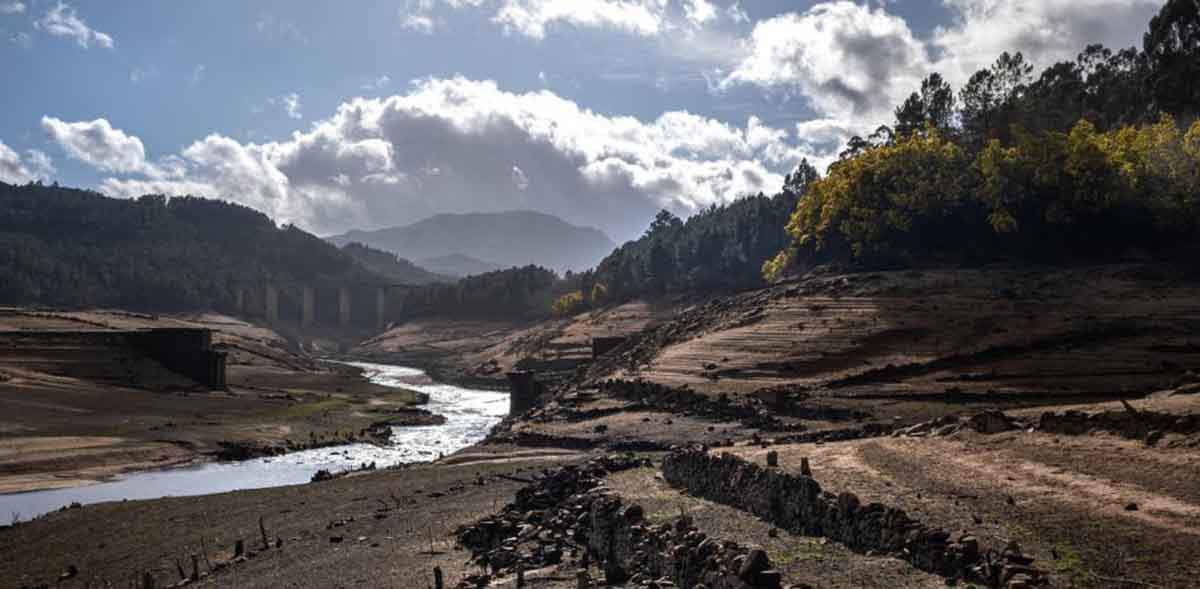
[0,0,1166,242]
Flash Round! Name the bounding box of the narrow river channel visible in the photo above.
[0,362,509,522]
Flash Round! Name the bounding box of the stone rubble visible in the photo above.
[454,455,785,588]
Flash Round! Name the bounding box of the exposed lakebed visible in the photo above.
[0,361,508,522]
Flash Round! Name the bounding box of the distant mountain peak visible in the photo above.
[327,210,616,273]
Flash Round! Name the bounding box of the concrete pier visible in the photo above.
[375,288,386,329]
[302,286,316,327]
[506,371,540,416]
[265,284,279,323]
[338,286,351,328]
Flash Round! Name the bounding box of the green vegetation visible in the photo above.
[580,167,814,303]
[399,264,566,320]
[339,242,451,285]
[768,0,1200,276]
[0,183,382,311]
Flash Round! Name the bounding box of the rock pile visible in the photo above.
[662,447,1046,588]
[595,379,794,431]
[1036,406,1199,446]
[455,455,784,588]
[894,407,1200,447]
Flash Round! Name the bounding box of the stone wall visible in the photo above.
[455,456,782,588]
[662,447,1045,588]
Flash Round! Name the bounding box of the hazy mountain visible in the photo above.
[340,243,453,284]
[327,211,617,273]
[416,253,504,278]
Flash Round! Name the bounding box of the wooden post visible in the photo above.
[259,516,270,550]
[766,450,779,467]
[234,539,245,558]
[433,566,444,589]
[142,571,156,589]
[576,569,590,589]
[517,563,525,587]
[800,456,812,477]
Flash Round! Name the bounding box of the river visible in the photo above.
[0,361,509,522]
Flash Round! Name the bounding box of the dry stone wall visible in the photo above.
[662,447,1046,588]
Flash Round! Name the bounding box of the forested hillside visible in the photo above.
[0,183,382,311]
[340,242,451,285]
[767,0,1200,276]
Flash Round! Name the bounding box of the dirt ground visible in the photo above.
[0,309,422,493]
[0,455,586,589]
[5,264,1200,587]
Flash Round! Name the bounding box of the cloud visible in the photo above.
[401,13,437,33]
[35,2,113,49]
[0,141,54,184]
[270,92,302,118]
[0,2,24,15]
[682,0,716,28]
[7,30,31,48]
[493,0,669,39]
[930,0,1165,84]
[62,77,822,240]
[41,117,149,174]
[725,2,929,123]
[362,75,392,91]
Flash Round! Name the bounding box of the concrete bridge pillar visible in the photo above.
[302,286,316,327]
[265,284,279,323]
[338,286,351,328]
[506,371,540,416]
[375,287,386,329]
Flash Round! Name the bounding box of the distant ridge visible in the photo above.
[327,211,617,273]
[416,253,504,278]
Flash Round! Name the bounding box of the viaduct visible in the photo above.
[233,281,417,330]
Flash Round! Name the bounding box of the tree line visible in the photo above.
[767,0,1200,276]
[0,183,382,311]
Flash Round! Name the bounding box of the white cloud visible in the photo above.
[41,117,149,174]
[0,142,54,184]
[725,2,929,124]
[725,1,748,24]
[362,75,392,91]
[35,2,114,49]
[494,0,669,39]
[682,0,716,28]
[0,2,25,15]
[282,93,302,119]
[401,13,437,33]
[62,77,821,240]
[930,0,1164,85]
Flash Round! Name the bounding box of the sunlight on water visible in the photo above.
[0,362,508,522]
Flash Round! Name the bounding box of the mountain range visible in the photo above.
[327,211,616,274]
